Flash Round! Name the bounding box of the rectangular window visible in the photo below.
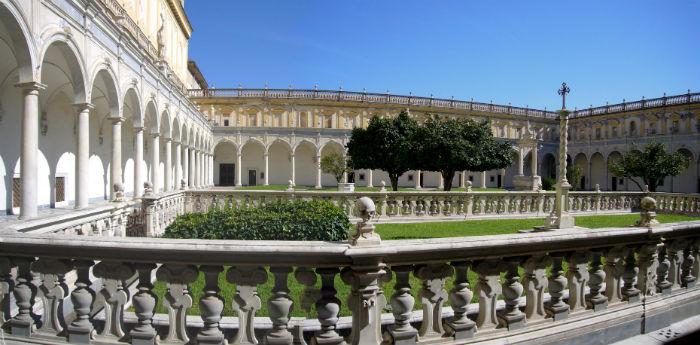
[469,175,474,181]
[595,128,601,139]
[223,119,230,126]
[359,173,365,181]
[55,176,65,203]
[407,174,414,181]
[299,113,308,128]
[12,177,21,208]
[490,176,495,182]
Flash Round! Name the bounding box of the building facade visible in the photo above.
[1,0,699,217]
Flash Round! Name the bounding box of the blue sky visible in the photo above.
[185,0,699,110]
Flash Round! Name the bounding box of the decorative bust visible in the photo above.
[113,182,124,202]
[351,197,380,246]
[144,181,154,196]
[465,180,473,192]
[379,180,387,192]
[636,196,659,227]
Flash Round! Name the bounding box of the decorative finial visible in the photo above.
[557,82,570,110]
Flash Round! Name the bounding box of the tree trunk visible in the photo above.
[389,174,400,191]
[442,170,456,191]
[648,179,658,192]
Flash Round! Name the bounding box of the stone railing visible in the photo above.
[141,190,187,237]
[1,220,699,344]
[5,200,142,237]
[188,88,559,119]
[186,189,661,221]
[570,91,700,118]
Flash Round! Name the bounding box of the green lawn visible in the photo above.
[148,213,700,318]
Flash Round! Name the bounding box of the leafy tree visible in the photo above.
[567,165,583,191]
[321,151,350,183]
[414,116,516,191]
[608,142,690,192]
[346,111,418,191]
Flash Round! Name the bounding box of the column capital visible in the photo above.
[109,116,126,124]
[151,132,160,139]
[164,136,172,143]
[73,102,95,112]
[15,81,46,92]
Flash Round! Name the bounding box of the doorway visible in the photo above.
[611,177,617,191]
[219,164,235,186]
[248,170,257,186]
[497,175,502,188]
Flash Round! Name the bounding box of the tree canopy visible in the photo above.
[608,142,690,192]
[320,151,350,183]
[346,111,418,191]
[413,116,515,190]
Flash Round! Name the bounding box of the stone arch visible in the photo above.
[607,151,623,191]
[541,153,556,179]
[268,139,293,185]
[0,0,36,83]
[144,100,159,134]
[320,140,346,186]
[88,64,120,118]
[213,139,237,186]
[293,139,319,155]
[240,138,266,186]
[38,35,87,103]
[294,140,318,187]
[674,148,696,193]
[573,153,588,190]
[590,152,605,190]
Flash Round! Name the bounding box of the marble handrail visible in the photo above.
[1,221,699,344]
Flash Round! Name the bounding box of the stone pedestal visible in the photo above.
[513,175,541,191]
[337,182,355,192]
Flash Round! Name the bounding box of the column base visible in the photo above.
[546,304,569,321]
[67,325,93,344]
[130,329,158,345]
[10,319,33,337]
[265,333,294,345]
[587,297,608,312]
[385,326,418,345]
[445,320,476,340]
[197,334,226,345]
[498,311,526,331]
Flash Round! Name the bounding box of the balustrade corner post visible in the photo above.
[156,264,198,344]
[498,258,526,330]
[385,265,418,345]
[312,267,346,345]
[197,266,226,345]
[667,240,686,290]
[32,259,72,336]
[93,261,135,341]
[341,257,386,345]
[622,248,641,303]
[414,263,453,339]
[637,243,661,297]
[266,267,295,345]
[226,266,268,345]
[545,254,569,321]
[0,257,16,328]
[67,260,96,344]
[586,251,608,311]
[566,251,590,312]
[522,255,550,321]
[473,260,502,330]
[9,257,37,337]
[604,247,626,304]
[446,261,476,340]
[142,196,158,236]
[130,263,159,345]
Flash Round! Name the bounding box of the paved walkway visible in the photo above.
[612,314,700,345]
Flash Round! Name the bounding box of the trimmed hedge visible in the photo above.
[163,200,351,241]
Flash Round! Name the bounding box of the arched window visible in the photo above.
[629,121,637,136]
[299,112,308,128]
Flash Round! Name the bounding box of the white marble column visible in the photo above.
[315,154,322,189]
[134,127,144,197]
[18,83,45,218]
[438,174,444,190]
[459,170,466,188]
[517,148,524,176]
[531,145,539,177]
[235,151,242,187]
[195,151,200,187]
[290,154,296,185]
[110,117,123,201]
[174,141,181,190]
[263,152,269,186]
[183,146,190,189]
[481,171,487,188]
[414,170,421,189]
[151,133,160,192]
[367,170,373,188]
[164,137,172,191]
[188,147,195,188]
[74,102,92,209]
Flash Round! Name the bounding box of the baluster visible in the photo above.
[546,255,569,321]
[32,259,72,335]
[9,257,37,337]
[197,266,226,345]
[266,267,294,345]
[566,252,589,312]
[586,251,608,311]
[522,255,550,321]
[0,257,15,328]
[226,266,268,345]
[637,243,660,296]
[667,240,685,289]
[67,260,95,344]
[682,244,696,288]
[657,244,672,295]
[414,263,452,338]
[692,239,700,282]
[312,268,345,345]
[622,248,641,302]
[604,247,626,303]
[465,194,473,216]
[156,264,198,344]
[93,261,135,341]
[385,266,418,344]
[341,259,386,345]
[130,263,158,345]
[444,261,475,339]
[473,260,501,330]
[499,258,525,330]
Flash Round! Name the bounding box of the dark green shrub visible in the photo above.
[542,177,556,191]
[163,200,351,241]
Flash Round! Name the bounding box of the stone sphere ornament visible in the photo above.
[636,196,659,227]
[351,197,381,246]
